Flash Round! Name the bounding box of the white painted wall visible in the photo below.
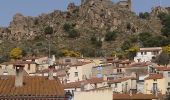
[134,48,162,62]
[74,88,112,100]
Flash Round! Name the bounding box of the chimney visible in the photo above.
[15,64,24,87]
[81,82,85,91]
[48,66,54,80]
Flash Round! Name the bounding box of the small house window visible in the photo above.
[115,83,118,88]
[144,52,147,55]
[65,59,71,62]
[75,72,78,77]
[168,82,170,86]
[168,72,170,77]
[28,64,31,70]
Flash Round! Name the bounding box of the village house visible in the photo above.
[108,77,137,94]
[134,47,162,63]
[34,68,67,84]
[92,64,114,78]
[66,61,95,83]
[63,77,108,99]
[112,93,163,100]
[144,73,166,94]
[0,60,37,75]
[0,64,68,100]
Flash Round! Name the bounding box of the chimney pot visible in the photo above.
[48,66,54,80]
[15,64,24,87]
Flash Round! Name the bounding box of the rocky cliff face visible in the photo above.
[0,0,168,56]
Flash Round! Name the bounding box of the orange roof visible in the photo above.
[70,61,92,67]
[63,81,82,89]
[113,93,162,100]
[156,67,170,71]
[127,62,149,68]
[0,76,65,97]
[108,77,136,84]
[64,77,105,89]
[1,61,36,65]
[144,74,163,80]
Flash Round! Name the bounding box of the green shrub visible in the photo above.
[68,29,80,38]
[105,31,117,41]
[44,26,53,35]
[139,12,150,19]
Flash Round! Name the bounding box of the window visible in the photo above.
[28,64,30,70]
[3,72,8,75]
[144,52,147,55]
[168,72,170,77]
[97,73,102,78]
[65,59,71,63]
[74,72,78,77]
[141,52,143,55]
[168,82,170,86]
[115,83,118,88]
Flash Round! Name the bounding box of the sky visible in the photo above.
[0,0,170,27]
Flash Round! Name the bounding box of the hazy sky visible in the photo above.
[0,0,170,27]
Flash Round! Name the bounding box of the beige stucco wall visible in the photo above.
[68,63,95,83]
[74,88,112,100]
[144,78,166,94]
[1,64,37,74]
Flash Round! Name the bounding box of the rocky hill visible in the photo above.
[0,0,169,58]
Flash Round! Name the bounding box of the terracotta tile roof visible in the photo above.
[156,67,170,71]
[108,77,136,84]
[86,77,105,84]
[119,60,131,64]
[22,56,44,60]
[127,62,149,68]
[113,93,162,100]
[1,61,36,65]
[0,76,65,97]
[144,74,163,80]
[63,81,82,89]
[71,61,92,67]
[63,77,106,89]
[140,47,162,52]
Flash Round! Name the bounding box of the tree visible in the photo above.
[105,31,117,41]
[44,26,53,35]
[68,29,80,38]
[10,48,23,59]
[61,49,80,57]
[163,45,170,55]
[63,23,72,32]
[139,12,150,19]
[121,40,132,51]
[155,52,169,66]
[127,46,139,60]
[139,32,152,42]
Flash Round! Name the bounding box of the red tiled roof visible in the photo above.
[144,74,163,80]
[63,81,82,89]
[113,93,162,100]
[108,77,136,84]
[127,62,149,68]
[70,61,92,67]
[156,67,170,71]
[0,76,65,97]
[63,77,106,89]
[1,61,36,65]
